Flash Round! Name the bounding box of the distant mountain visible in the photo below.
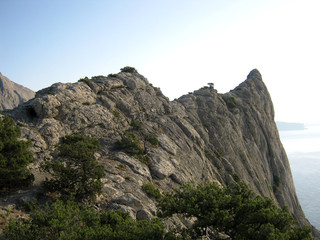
[276,121,305,131]
[0,73,35,110]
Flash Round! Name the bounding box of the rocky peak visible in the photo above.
[0,73,35,110]
[2,68,318,236]
[247,68,262,79]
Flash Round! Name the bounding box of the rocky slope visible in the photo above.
[2,69,318,236]
[0,73,35,110]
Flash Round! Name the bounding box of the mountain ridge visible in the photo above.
[2,68,319,237]
[0,73,35,110]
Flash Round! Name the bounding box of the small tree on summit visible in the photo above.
[120,66,138,73]
[42,135,105,202]
[0,115,34,190]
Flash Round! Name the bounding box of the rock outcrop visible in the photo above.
[2,69,318,236]
[0,73,35,110]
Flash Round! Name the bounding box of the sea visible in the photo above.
[279,124,320,229]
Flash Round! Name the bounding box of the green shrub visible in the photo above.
[120,66,138,73]
[222,95,237,109]
[2,200,176,240]
[41,135,105,202]
[146,133,159,147]
[204,151,213,159]
[273,175,282,193]
[130,120,142,130]
[108,73,118,78]
[142,183,162,200]
[115,132,149,164]
[0,115,34,190]
[78,76,91,85]
[112,109,121,120]
[91,75,105,81]
[157,179,313,240]
[207,82,214,88]
[214,148,224,159]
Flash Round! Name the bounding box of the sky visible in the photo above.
[1,0,320,123]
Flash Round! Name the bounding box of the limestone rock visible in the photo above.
[2,69,318,237]
[0,73,35,110]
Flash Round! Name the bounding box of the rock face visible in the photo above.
[2,69,317,235]
[0,73,35,110]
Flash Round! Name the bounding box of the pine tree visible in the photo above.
[0,115,34,190]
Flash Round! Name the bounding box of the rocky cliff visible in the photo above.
[2,69,317,235]
[0,73,35,110]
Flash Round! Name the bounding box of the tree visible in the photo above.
[158,179,313,240]
[42,135,105,202]
[207,82,214,88]
[1,200,178,240]
[120,66,138,73]
[0,115,34,190]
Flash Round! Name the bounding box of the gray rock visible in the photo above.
[2,69,317,237]
[112,193,143,210]
[0,73,35,110]
[149,148,175,179]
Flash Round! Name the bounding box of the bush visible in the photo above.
[158,179,313,239]
[146,134,159,147]
[0,115,34,190]
[273,175,282,193]
[112,109,121,120]
[41,135,105,202]
[142,183,162,200]
[130,120,142,131]
[222,95,237,109]
[115,132,150,164]
[108,73,118,78]
[120,66,138,73]
[78,77,91,85]
[1,200,176,240]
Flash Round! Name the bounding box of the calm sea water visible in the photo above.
[279,125,320,229]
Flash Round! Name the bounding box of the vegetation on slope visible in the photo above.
[0,115,34,191]
[158,177,313,239]
[41,135,105,203]
[0,115,314,239]
[1,178,313,239]
[1,200,174,240]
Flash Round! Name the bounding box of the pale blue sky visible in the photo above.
[1,0,320,122]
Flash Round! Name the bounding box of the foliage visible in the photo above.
[207,82,214,88]
[120,66,138,73]
[222,95,237,109]
[142,183,162,200]
[158,179,313,240]
[0,115,34,190]
[130,120,142,131]
[273,175,282,193]
[115,132,149,164]
[214,148,224,159]
[146,133,159,147]
[1,200,177,240]
[41,135,105,202]
[91,75,106,81]
[108,73,118,78]
[78,77,91,85]
[204,151,213,159]
[112,109,121,120]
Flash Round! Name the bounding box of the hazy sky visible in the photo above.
[1,0,320,123]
